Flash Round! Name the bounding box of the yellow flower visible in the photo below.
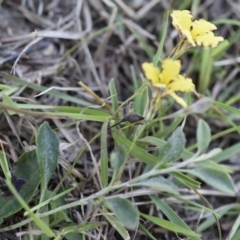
[171,10,224,48]
[142,59,195,108]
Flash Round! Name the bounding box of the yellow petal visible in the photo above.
[151,83,167,89]
[190,19,223,47]
[191,19,217,37]
[171,10,195,46]
[142,62,160,84]
[167,90,188,108]
[182,29,196,46]
[160,59,181,85]
[171,11,224,48]
[168,75,195,92]
[194,31,224,48]
[171,10,193,33]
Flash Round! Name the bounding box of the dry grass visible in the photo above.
[1,0,240,239]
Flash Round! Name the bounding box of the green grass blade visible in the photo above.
[153,11,169,66]
[198,48,212,93]
[228,213,240,240]
[0,72,91,106]
[141,212,200,237]
[109,78,119,117]
[150,195,201,240]
[139,223,158,240]
[100,121,109,188]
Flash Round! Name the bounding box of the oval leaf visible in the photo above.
[197,119,211,153]
[190,167,235,194]
[133,177,179,195]
[36,122,59,196]
[160,127,186,163]
[198,160,232,173]
[0,150,41,218]
[110,146,126,171]
[105,198,139,230]
[103,210,130,240]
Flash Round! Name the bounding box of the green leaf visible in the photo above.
[49,191,71,226]
[63,222,101,240]
[109,78,119,117]
[140,136,193,160]
[113,132,201,188]
[199,48,212,93]
[105,197,139,230]
[156,117,184,139]
[211,142,240,163]
[197,206,232,232]
[153,11,169,66]
[0,150,41,218]
[65,233,83,240]
[133,177,179,195]
[2,94,22,116]
[0,72,91,107]
[0,101,111,122]
[198,160,232,173]
[214,100,240,117]
[110,146,126,171]
[100,121,109,187]
[0,85,19,96]
[130,65,140,90]
[62,222,101,233]
[192,148,222,162]
[141,213,200,237]
[139,223,158,240]
[171,173,201,188]
[103,209,130,240]
[36,122,59,201]
[197,119,211,153]
[227,213,240,240]
[0,151,10,179]
[189,167,235,194]
[112,131,158,165]
[231,229,240,240]
[133,83,149,116]
[159,127,186,163]
[150,196,201,240]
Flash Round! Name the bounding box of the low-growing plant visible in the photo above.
[1,6,240,240]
